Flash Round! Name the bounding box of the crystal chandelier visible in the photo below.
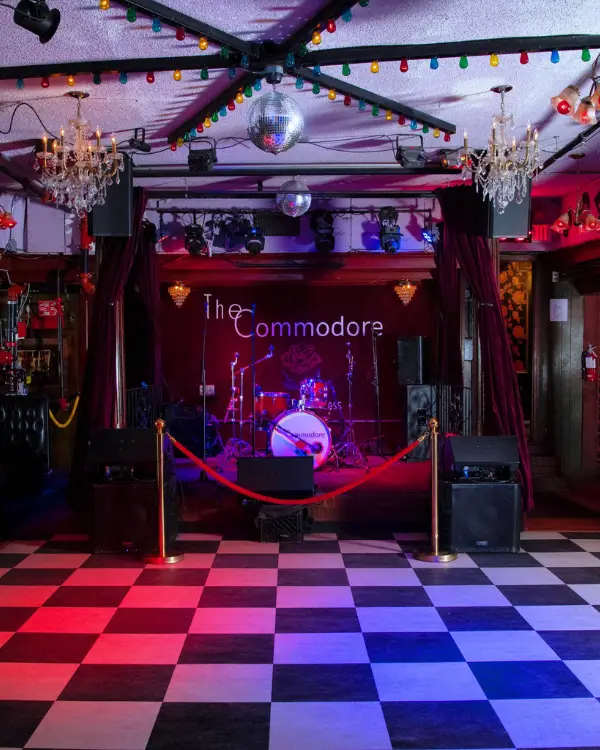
[35,91,124,217]
[168,281,191,308]
[462,85,542,214]
[394,280,417,306]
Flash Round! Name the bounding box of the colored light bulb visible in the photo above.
[236,91,244,104]
[183,132,189,142]
[286,52,295,67]
[170,142,177,152]
[295,76,303,89]
[41,76,49,88]
[358,99,366,111]
[66,74,75,86]
[344,94,352,107]
[175,26,185,41]
[489,53,499,67]
[328,88,336,100]
[200,67,209,80]
[326,18,336,33]
[240,53,249,69]
[199,36,209,50]
[410,119,418,130]
[176,137,184,147]
[211,112,218,123]
[459,55,468,69]
[422,124,429,134]
[551,49,560,63]
[196,123,203,133]
[151,17,161,32]
[385,109,393,121]
[253,79,262,91]
[98,0,109,9]
[228,66,236,79]
[126,5,136,22]
[173,69,182,81]
[244,84,253,97]
[93,72,101,85]
[359,0,369,6]
[204,117,211,128]
[227,100,235,111]
[220,45,230,59]
[119,71,127,84]
[312,81,320,94]
[299,42,308,56]
[433,127,440,138]
[219,106,227,117]
[520,51,529,64]
[314,64,321,76]
[444,132,451,142]
[341,8,352,21]
[582,47,591,62]
[190,128,197,138]
[430,56,439,70]
[400,58,409,73]
[398,115,406,125]
[342,62,351,76]
[372,104,380,117]
[370,60,379,73]
[312,30,321,45]
[16,78,24,89]
[146,71,155,83]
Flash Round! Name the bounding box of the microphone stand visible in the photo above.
[224,352,250,460]
[335,342,368,469]
[251,304,257,457]
[200,300,208,481]
[367,327,386,457]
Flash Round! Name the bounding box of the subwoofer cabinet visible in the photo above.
[439,481,521,553]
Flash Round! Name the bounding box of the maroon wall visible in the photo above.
[160,282,438,449]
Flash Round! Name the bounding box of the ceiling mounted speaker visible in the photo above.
[247,91,304,155]
[13,0,60,43]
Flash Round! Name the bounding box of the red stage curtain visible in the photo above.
[437,185,533,511]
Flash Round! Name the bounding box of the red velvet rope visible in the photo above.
[167,433,429,505]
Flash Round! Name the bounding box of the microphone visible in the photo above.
[268,345,274,357]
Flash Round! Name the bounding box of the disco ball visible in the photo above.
[276,179,312,217]
[247,91,304,155]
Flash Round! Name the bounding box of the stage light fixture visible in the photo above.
[310,210,335,253]
[440,149,462,168]
[244,223,265,255]
[395,145,426,169]
[12,0,60,43]
[185,223,209,256]
[188,137,217,172]
[128,127,151,153]
[379,207,402,254]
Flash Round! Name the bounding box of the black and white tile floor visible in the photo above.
[1,530,600,749]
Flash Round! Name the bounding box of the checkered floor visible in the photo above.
[1,531,600,749]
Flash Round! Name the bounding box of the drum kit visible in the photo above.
[223,343,368,470]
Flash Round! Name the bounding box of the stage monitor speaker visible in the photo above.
[473,181,531,239]
[87,428,161,466]
[440,481,521,553]
[89,154,133,237]
[448,435,519,471]
[397,336,427,385]
[237,456,314,500]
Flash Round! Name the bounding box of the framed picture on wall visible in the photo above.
[499,260,533,374]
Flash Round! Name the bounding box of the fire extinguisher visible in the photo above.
[582,344,598,382]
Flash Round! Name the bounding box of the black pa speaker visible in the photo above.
[237,456,314,500]
[473,181,531,239]
[440,481,521,553]
[89,154,133,237]
[447,435,519,472]
[87,428,160,466]
[397,336,427,385]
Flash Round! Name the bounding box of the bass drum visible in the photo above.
[270,409,332,469]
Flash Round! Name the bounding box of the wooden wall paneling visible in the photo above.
[582,294,600,475]
[531,260,549,446]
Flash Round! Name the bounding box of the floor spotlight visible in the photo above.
[379,207,402,254]
[13,0,60,43]
[244,224,265,255]
[310,210,335,253]
[185,224,209,256]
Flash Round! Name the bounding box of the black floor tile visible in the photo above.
[59,664,175,701]
[520,539,584,553]
[272,663,378,701]
[415,568,492,586]
[277,569,349,586]
[148,702,270,750]
[179,634,274,664]
[44,585,130,607]
[469,552,541,567]
[342,553,409,568]
[35,540,91,554]
[0,568,73,586]
[135,568,210,586]
[470,660,592,699]
[198,586,277,608]
[0,553,28,568]
[364,632,464,662]
[173,541,220,554]
[539,630,600,660]
[563,532,600,539]
[352,586,432,607]
[549,567,600,584]
[105,607,195,634]
[382,700,513,749]
[278,541,341,554]
[80,553,145,568]
[0,700,52,747]
[498,585,588,606]
[0,606,36,631]
[438,606,532,631]
[212,554,279,569]
[0,633,98,662]
[275,607,361,633]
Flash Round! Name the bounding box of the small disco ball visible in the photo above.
[276,178,312,217]
[247,90,304,155]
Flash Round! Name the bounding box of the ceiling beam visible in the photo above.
[146,190,437,200]
[167,71,259,142]
[112,0,259,56]
[134,164,457,178]
[297,68,456,133]
[541,120,600,171]
[303,34,600,66]
[275,0,361,54]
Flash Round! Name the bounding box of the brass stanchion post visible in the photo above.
[143,419,183,565]
[413,418,457,563]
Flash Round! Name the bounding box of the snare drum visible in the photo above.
[299,378,330,410]
[254,392,290,424]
